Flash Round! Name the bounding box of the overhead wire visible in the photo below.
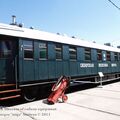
[108,0,120,10]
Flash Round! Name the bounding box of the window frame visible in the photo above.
[106,51,111,61]
[97,49,102,61]
[85,48,91,61]
[55,43,62,60]
[23,40,34,60]
[119,53,120,61]
[0,41,13,58]
[39,42,48,60]
[114,52,118,61]
[69,46,77,60]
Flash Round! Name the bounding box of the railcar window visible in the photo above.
[69,46,77,60]
[0,41,12,58]
[119,53,120,60]
[97,50,102,61]
[85,48,91,61]
[23,41,34,59]
[114,52,118,61]
[106,51,111,61]
[55,44,62,60]
[39,42,47,59]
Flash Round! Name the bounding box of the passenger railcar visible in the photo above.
[0,22,120,101]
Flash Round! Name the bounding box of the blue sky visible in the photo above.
[0,0,120,46]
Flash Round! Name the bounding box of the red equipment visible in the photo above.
[47,76,70,104]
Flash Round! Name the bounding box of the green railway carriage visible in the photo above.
[0,23,120,101]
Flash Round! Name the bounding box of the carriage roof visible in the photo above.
[0,23,120,52]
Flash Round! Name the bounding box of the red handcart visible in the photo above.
[47,76,70,104]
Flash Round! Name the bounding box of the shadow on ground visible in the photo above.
[0,79,119,107]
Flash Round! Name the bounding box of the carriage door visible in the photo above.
[0,35,17,84]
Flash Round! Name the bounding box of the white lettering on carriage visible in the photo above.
[111,63,117,67]
[98,63,108,67]
[80,63,94,68]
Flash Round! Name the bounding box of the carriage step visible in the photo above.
[0,89,21,94]
[0,84,16,87]
[0,95,21,101]
[0,84,17,91]
[0,84,21,101]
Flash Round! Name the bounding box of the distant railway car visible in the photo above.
[0,21,120,101]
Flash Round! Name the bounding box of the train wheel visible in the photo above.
[23,86,39,102]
